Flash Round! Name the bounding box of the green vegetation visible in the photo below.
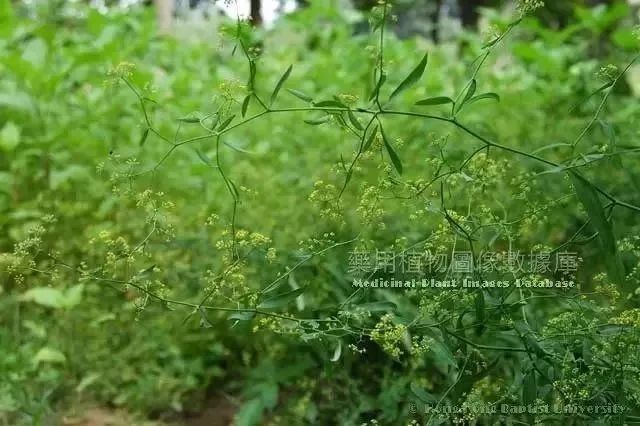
[2,0,640,424]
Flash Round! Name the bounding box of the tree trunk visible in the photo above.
[458,0,480,28]
[154,0,172,34]
[250,0,262,26]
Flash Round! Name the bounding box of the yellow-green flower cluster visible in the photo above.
[371,314,407,359]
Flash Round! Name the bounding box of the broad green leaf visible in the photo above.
[235,398,264,426]
[63,284,84,308]
[570,172,625,285]
[430,338,457,372]
[258,287,306,309]
[415,96,453,106]
[380,127,403,175]
[22,38,47,69]
[270,65,292,105]
[0,122,20,151]
[287,89,313,102]
[389,52,428,100]
[20,287,64,308]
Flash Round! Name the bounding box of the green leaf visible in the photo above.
[63,284,84,308]
[33,347,66,365]
[430,338,457,372]
[304,116,330,125]
[195,149,216,167]
[257,287,306,310]
[217,114,236,132]
[466,92,500,105]
[241,95,251,118]
[380,127,402,175]
[330,341,342,362]
[522,370,537,405]
[368,72,386,101]
[474,291,485,335]
[389,52,428,100]
[415,96,454,106]
[313,100,346,109]
[22,38,47,69]
[228,311,256,322]
[347,110,363,131]
[410,382,438,403]
[455,79,477,114]
[199,307,213,328]
[235,398,264,426]
[138,128,150,147]
[287,88,313,103]
[270,65,292,105]
[0,122,20,151]
[362,124,379,152]
[20,287,64,308]
[177,116,201,124]
[248,60,257,92]
[570,172,625,285]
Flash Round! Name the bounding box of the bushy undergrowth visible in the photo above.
[2,0,640,425]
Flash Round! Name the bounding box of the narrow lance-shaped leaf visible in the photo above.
[304,116,330,125]
[389,52,428,100]
[466,92,500,106]
[368,72,386,102]
[380,126,403,175]
[270,64,292,105]
[217,114,236,132]
[241,95,251,118]
[247,60,257,92]
[258,287,306,309]
[410,382,438,404]
[314,100,346,109]
[415,96,454,106]
[287,88,313,103]
[455,79,477,113]
[474,291,485,335]
[362,124,378,152]
[347,109,363,131]
[177,116,201,123]
[570,171,625,285]
[139,128,150,146]
[330,341,342,362]
[195,149,216,168]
